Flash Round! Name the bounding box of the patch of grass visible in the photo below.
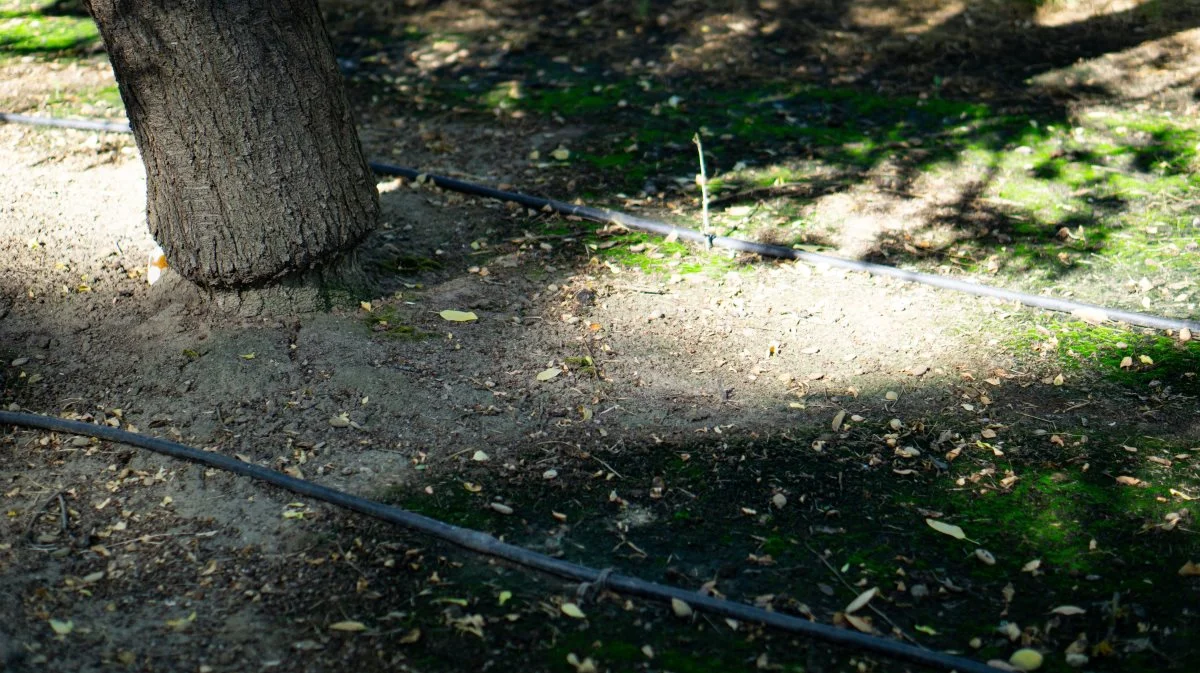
[585,230,742,278]
[361,305,433,340]
[0,4,98,56]
[545,621,779,673]
[381,482,497,531]
[564,355,597,378]
[1010,320,1200,392]
[907,454,1196,588]
[379,254,444,275]
[41,82,123,117]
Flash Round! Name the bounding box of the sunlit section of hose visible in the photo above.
[0,410,1002,673]
[367,161,1200,333]
[3,111,1196,333]
[0,112,131,133]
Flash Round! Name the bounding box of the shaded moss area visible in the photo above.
[346,397,1199,672]
[360,304,434,341]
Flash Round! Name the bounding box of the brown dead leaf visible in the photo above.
[844,614,874,633]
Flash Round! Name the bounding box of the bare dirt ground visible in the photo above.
[3,2,1200,673]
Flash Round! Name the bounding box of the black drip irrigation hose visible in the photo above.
[0,411,1002,673]
[369,161,1200,334]
[0,112,130,134]
[3,111,1197,333]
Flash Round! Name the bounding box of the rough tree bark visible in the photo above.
[82,0,379,289]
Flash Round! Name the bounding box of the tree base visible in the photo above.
[152,251,378,318]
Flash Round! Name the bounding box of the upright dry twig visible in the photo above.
[692,133,711,244]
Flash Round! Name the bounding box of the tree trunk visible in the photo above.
[82,0,379,289]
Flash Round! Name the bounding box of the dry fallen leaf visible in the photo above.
[844,587,877,614]
[1009,648,1043,671]
[1178,560,1200,576]
[1050,605,1086,616]
[974,548,997,566]
[831,410,846,431]
[1021,559,1042,573]
[1115,475,1143,486]
[49,618,74,636]
[536,367,561,381]
[671,598,694,618]
[330,620,367,632]
[844,614,874,633]
[561,603,586,619]
[439,310,478,322]
[925,518,968,540]
[566,653,597,673]
[166,612,197,631]
[998,621,1021,641]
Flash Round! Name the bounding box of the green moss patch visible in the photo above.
[0,2,98,57]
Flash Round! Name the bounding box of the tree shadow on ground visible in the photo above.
[325,0,1200,292]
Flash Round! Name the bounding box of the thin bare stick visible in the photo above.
[692,133,711,243]
[804,542,924,648]
[590,453,624,479]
